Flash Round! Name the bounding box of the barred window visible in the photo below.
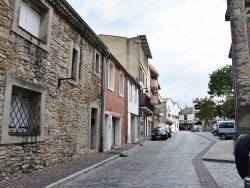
[9,86,41,135]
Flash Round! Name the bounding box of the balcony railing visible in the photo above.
[139,91,153,113]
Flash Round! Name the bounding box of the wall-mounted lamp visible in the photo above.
[58,77,75,89]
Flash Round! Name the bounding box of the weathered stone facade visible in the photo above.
[0,0,107,180]
[226,0,250,140]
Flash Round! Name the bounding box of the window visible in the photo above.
[95,51,100,73]
[129,82,132,101]
[19,0,40,38]
[68,41,80,85]
[184,115,187,120]
[9,86,40,135]
[219,122,234,128]
[139,67,142,81]
[108,61,115,91]
[12,0,53,51]
[119,72,124,97]
[134,87,137,105]
[1,75,46,144]
[194,104,200,110]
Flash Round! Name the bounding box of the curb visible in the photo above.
[202,157,235,163]
[45,154,120,188]
[201,140,235,164]
[45,141,148,188]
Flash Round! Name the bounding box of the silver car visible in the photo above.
[212,124,218,136]
[217,120,235,140]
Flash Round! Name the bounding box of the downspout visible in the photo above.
[135,38,141,139]
[100,50,110,152]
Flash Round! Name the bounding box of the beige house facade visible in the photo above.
[148,63,162,129]
[99,34,153,137]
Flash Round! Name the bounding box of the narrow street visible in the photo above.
[61,131,244,188]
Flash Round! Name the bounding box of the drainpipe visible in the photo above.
[135,37,141,139]
[100,50,110,152]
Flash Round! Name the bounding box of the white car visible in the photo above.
[193,125,203,129]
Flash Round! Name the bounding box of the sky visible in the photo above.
[67,0,232,108]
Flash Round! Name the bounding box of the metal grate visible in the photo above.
[9,86,41,135]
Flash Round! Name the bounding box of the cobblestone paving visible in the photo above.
[203,161,244,188]
[62,131,227,188]
[195,131,244,188]
[0,131,244,188]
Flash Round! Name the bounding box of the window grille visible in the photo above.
[9,86,41,135]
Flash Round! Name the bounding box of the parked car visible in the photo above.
[151,127,168,140]
[212,124,218,136]
[193,125,203,130]
[217,120,235,140]
[165,125,172,138]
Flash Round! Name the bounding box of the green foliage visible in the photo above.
[214,98,235,120]
[196,97,216,122]
[215,104,223,118]
[208,64,233,98]
[221,96,235,119]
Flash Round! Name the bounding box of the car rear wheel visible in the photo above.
[214,131,218,136]
[220,134,227,140]
[235,134,250,179]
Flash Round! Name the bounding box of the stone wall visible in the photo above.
[229,0,250,139]
[0,0,105,180]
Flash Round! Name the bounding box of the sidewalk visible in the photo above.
[0,136,150,188]
[0,134,235,188]
[202,140,235,163]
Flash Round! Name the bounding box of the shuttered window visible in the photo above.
[19,0,41,38]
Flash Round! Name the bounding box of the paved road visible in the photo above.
[62,131,244,188]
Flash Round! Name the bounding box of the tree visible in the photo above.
[208,65,235,120]
[208,64,233,98]
[215,104,223,118]
[196,97,216,129]
[221,96,235,119]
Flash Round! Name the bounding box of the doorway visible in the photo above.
[90,108,98,150]
[111,117,121,147]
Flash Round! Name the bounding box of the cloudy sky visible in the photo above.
[67,0,232,108]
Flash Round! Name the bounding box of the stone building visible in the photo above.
[0,0,108,180]
[225,0,250,141]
